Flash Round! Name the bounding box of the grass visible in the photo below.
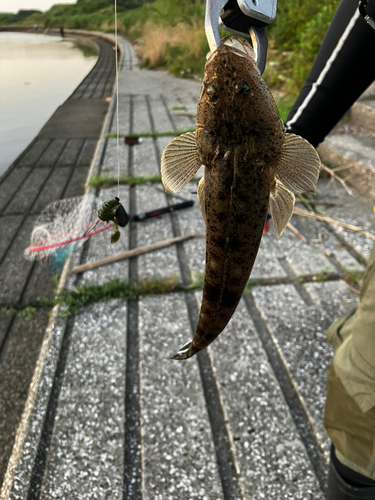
[0,9,41,24]
[136,20,208,77]
[37,261,356,317]
[36,271,206,317]
[276,96,296,123]
[89,172,200,188]
[72,41,99,58]
[122,0,341,108]
[105,128,195,139]
[89,174,162,188]
[0,306,37,321]
[1,264,359,324]
[184,271,205,291]
[315,268,334,282]
[40,276,180,316]
[2,0,341,121]
[343,267,364,285]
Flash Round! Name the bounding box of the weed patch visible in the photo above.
[89,174,162,189]
[0,306,37,321]
[40,277,181,316]
[105,128,195,139]
[343,267,364,285]
[184,271,204,291]
[6,0,341,105]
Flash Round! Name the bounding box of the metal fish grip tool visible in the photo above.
[205,0,277,74]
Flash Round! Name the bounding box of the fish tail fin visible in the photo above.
[170,340,198,361]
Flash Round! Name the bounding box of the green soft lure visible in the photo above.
[97,196,129,243]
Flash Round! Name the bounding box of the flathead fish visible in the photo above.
[161,37,320,360]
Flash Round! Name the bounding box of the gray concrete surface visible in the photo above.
[1,35,375,500]
[318,84,375,199]
[0,33,116,491]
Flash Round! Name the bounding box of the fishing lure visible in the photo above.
[24,194,130,270]
[97,196,129,243]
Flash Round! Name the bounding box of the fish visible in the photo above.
[161,36,320,360]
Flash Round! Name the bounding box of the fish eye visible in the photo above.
[236,81,250,98]
[207,84,219,102]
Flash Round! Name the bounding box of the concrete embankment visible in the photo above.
[1,30,374,500]
[0,28,117,487]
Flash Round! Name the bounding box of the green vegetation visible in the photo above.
[1,0,340,115]
[36,270,206,316]
[343,267,364,285]
[0,306,37,321]
[40,276,180,316]
[72,41,98,58]
[89,173,162,188]
[264,0,340,98]
[185,271,205,291]
[0,9,41,25]
[276,96,296,123]
[11,0,152,29]
[105,128,195,139]
[89,172,200,188]
[37,264,358,316]
[1,263,360,321]
[315,269,333,282]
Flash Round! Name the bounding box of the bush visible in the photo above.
[1,0,341,114]
[265,0,340,97]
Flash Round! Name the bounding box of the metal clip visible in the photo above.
[359,0,375,30]
[205,0,270,74]
[205,0,229,53]
[249,26,268,75]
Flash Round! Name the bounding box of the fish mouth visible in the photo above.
[207,36,256,62]
[222,36,256,58]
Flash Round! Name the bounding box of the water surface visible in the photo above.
[0,32,98,176]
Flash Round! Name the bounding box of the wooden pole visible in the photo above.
[287,222,307,243]
[69,233,204,275]
[293,207,375,240]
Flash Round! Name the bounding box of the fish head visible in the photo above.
[196,36,284,164]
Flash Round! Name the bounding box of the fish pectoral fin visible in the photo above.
[273,133,321,194]
[197,176,206,224]
[161,132,201,193]
[270,178,295,238]
[170,340,193,361]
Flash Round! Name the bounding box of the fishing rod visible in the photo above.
[131,200,194,222]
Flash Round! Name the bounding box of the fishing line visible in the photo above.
[114,0,121,197]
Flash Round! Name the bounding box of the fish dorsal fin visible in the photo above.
[270,178,295,238]
[161,132,201,193]
[197,176,206,224]
[273,133,320,194]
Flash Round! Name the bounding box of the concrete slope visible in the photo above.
[318,83,375,199]
[0,32,116,490]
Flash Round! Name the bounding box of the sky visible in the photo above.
[0,1,76,13]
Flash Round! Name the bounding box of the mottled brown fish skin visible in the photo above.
[187,44,285,358]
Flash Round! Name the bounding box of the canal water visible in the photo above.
[0,32,98,176]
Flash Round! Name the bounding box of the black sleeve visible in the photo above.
[286,0,375,147]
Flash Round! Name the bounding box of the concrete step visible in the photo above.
[351,99,375,135]
[0,33,117,495]
[358,81,375,101]
[318,81,375,198]
[318,131,375,199]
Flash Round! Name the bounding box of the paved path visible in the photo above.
[1,36,375,499]
[0,32,116,490]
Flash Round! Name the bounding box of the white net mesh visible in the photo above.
[24,194,100,262]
